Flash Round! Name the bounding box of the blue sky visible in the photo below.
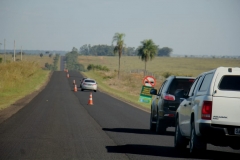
[0,0,240,56]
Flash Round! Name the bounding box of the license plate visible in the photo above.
[234,128,240,135]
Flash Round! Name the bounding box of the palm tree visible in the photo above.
[112,33,125,79]
[137,39,158,76]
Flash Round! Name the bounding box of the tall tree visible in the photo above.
[137,39,158,76]
[112,33,125,79]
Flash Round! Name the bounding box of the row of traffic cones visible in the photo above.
[64,68,69,78]
[72,78,93,105]
[65,69,93,105]
[73,80,77,92]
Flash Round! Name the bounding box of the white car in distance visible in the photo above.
[81,78,97,92]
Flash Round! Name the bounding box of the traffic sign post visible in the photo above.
[143,76,156,87]
[139,85,153,104]
[138,76,156,104]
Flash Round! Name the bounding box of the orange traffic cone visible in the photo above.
[73,80,75,85]
[74,84,77,92]
[67,73,69,78]
[88,93,93,105]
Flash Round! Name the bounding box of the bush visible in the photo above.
[87,64,109,71]
[162,72,173,78]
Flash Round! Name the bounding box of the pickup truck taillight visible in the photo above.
[201,101,212,120]
[163,94,175,101]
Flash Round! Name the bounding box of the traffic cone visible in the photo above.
[73,79,75,85]
[74,84,77,92]
[88,93,93,105]
[67,73,69,78]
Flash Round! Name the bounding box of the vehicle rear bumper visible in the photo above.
[82,86,97,90]
[199,123,225,136]
[159,113,176,127]
[199,123,240,137]
[199,123,240,147]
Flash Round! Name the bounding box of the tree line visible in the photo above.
[79,44,172,57]
[67,32,173,78]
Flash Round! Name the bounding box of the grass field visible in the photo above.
[79,56,240,110]
[0,54,54,110]
[78,56,240,77]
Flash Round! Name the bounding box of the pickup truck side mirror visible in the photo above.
[150,88,157,95]
[180,98,185,103]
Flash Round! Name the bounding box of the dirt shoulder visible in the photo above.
[0,72,53,124]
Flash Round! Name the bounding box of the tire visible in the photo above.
[174,117,188,149]
[156,114,166,134]
[81,89,84,91]
[150,111,156,131]
[189,121,207,154]
[94,90,97,92]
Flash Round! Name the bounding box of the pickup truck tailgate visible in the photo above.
[212,96,240,126]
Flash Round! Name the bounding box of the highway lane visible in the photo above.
[0,70,239,159]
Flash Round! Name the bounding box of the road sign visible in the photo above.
[139,85,153,104]
[143,76,156,87]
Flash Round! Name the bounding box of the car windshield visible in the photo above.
[85,80,95,83]
[168,78,195,95]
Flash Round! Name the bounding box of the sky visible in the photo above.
[0,0,240,56]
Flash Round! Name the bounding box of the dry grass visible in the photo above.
[79,56,240,77]
[1,54,54,68]
[0,58,51,110]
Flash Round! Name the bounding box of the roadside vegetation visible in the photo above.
[44,54,60,71]
[0,61,50,110]
[79,56,240,110]
[0,53,59,110]
[65,48,85,71]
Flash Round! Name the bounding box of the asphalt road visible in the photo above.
[0,66,239,159]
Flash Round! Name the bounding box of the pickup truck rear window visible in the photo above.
[219,76,240,91]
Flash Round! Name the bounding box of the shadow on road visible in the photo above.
[106,144,240,159]
[102,128,175,136]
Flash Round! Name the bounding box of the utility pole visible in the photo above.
[0,43,2,54]
[21,46,22,61]
[4,39,6,63]
[14,40,15,61]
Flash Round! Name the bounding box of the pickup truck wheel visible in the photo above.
[174,117,188,149]
[150,112,156,131]
[190,121,207,154]
[156,114,166,134]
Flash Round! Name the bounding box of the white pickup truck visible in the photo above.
[174,67,240,154]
